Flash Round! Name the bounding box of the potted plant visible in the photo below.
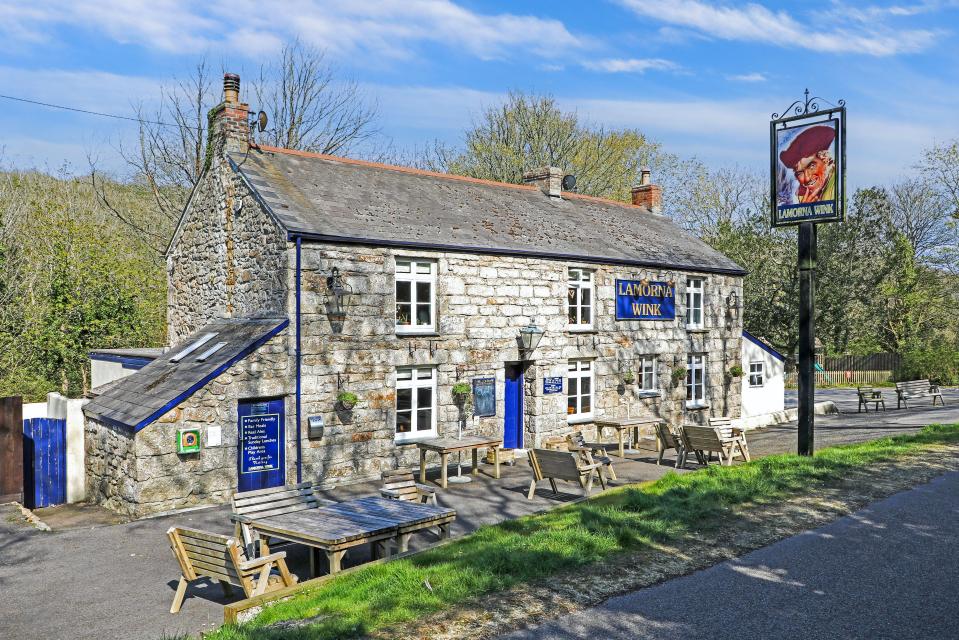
[671,366,687,387]
[452,381,473,415]
[622,369,636,385]
[726,364,744,380]
[336,391,358,410]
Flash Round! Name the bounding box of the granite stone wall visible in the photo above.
[166,161,290,346]
[296,243,743,488]
[85,418,138,517]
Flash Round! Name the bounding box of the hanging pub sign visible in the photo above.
[615,279,676,320]
[770,91,846,227]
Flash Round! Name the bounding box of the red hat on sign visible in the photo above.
[779,125,836,168]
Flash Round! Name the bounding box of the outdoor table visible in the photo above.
[415,435,502,488]
[593,417,661,458]
[242,496,455,576]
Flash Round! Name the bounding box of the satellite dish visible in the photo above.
[257,110,268,132]
[562,174,577,192]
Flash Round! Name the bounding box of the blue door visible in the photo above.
[237,398,286,492]
[503,365,524,448]
[22,417,66,509]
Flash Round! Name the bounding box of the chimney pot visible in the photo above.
[209,72,250,157]
[631,168,663,213]
[223,73,240,105]
[523,166,564,198]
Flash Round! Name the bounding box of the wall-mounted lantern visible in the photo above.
[518,323,545,359]
[326,267,353,317]
[725,290,740,330]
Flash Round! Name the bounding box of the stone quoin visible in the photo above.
[82,73,746,517]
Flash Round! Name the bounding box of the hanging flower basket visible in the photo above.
[452,382,473,416]
[622,369,636,385]
[336,391,358,410]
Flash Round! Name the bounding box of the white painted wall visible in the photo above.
[90,358,140,389]
[741,338,785,418]
[21,393,88,503]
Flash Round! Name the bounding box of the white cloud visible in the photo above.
[0,0,588,61]
[616,0,940,56]
[583,58,679,73]
[727,72,767,82]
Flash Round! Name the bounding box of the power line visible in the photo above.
[0,93,197,129]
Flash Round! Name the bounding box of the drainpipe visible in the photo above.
[295,236,303,484]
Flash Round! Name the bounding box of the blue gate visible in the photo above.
[22,417,66,509]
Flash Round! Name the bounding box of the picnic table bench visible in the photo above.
[857,386,886,412]
[680,424,750,468]
[526,448,606,499]
[895,379,944,409]
[415,435,502,488]
[593,417,660,458]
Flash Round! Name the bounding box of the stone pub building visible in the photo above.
[83,74,746,517]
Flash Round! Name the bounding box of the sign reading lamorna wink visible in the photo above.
[770,90,846,227]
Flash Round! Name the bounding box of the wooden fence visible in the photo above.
[0,396,23,503]
[785,353,901,387]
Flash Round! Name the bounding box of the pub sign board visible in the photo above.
[770,104,845,227]
[543,377,563,394]
[472,377,496,417]
[615,279,676,321]
[240,412,281,473]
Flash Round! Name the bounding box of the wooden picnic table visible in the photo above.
[242,496,455,576]
[415,435,502,488]
[593,417,661,458]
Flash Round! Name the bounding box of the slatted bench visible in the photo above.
[566,431,617,480]
[231,482,333,553]
[654,422,685,468]
[895,379,944,409]
[708,417,751,462]
[857,386,886,412]
[526,448,605,499]
[167,526,297,613]
[680,425,749,467]
[380,468,438,506]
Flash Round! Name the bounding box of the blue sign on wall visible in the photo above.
[543,377,563,394]
[615,279,676,321]
[240,413,281,474]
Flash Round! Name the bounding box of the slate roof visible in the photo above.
[83,317,288,431]
[230,147,746,275]
[89,347,165,359]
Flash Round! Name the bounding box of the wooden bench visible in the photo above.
[895,379,944,409]
[680,425,750,467]
[857,386,886,412]
[654,422,685,468]
[381,468,438,506]
[167,526,297,613]
[231,482,333,553]
[526,448,605,500]
[566,431,617,480]
[708,417,751,462]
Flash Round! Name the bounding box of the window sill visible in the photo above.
[567,327,597,334]
[395,435,438,445]
[637,390,663,398]
[567,415,594,425]
[685,402,710,410]
[749,385,765,389]
[395,330,440,338]
[686,328,709,334]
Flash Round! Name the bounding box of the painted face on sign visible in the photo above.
[792,150,832,203]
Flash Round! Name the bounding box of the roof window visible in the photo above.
[195,341,227,363]
[170,333,217,363]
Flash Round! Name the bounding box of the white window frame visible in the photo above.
[567,268,594,331]
[686,354,707,408]
[749,361,765,387]
[685,278,704,329]
[639,356,658,393]
[394,366,437,442]
[567,359,594,422]
[395,258,437,335]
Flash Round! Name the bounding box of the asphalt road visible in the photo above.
[500,471,959,640]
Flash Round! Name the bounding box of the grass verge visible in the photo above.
[206,424,959,640]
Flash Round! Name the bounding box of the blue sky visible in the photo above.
[2,0,958,188]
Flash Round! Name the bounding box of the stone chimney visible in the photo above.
[523,166,563,199]
[631,167,663,213]
[209,73,250,157]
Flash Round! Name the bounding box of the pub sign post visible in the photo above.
[770,90,846,456]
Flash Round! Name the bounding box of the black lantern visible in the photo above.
[725,290,740,330]
[518,323,545,358]
[326,267,353,316]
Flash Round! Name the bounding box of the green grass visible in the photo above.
[208,424,959,640]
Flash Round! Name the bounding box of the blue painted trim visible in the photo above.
[295,236,303,484]
[88,353,154,369]
[742,330,785,362]
[131,319,291,432]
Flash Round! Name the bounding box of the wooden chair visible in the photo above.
[895,379,944,409]
[231,482,333,553]
[380,468,438,506]
[566,431,617,480]
[654,422,685,468]
[526,448,605,500]
[167,526,297,613]
[542,435,569,451]
[708,417,751,462]
[857,387,886,412]
[680,425,750,467]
